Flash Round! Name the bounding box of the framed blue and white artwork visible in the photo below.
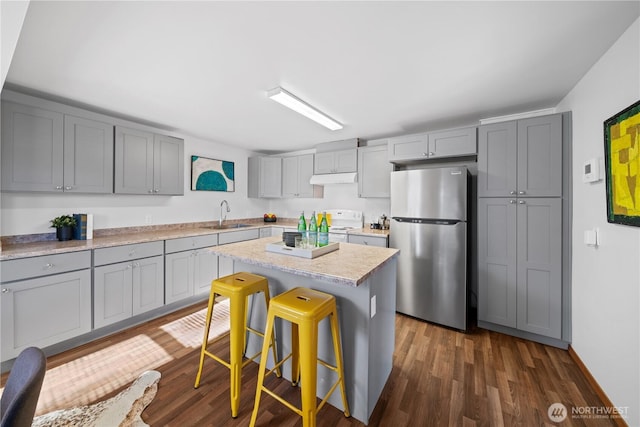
[191,155,235,192]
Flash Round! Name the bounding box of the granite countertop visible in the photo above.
[210,236,399,287]
[0,220,296,261]
[0,219,392,261]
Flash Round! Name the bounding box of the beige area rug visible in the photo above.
[32,298,231,416]
[31,370,161,427]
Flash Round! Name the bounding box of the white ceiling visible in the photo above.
[5,1,640,152]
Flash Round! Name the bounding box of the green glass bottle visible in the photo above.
[318,211,329,247]
[308,211,318,247]
[297,211,307,232]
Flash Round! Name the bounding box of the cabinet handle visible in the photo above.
[518,191,526,195]
[55,186,63,190]
[509,199,517,204]
[428,152,435,156]
[65,186,72,190]
[422,152,428,156]
[518,200,526,204]
[363,241,369,245]
[126,264,133,269]
[44,263,54,269]
[148,189,154,193]
[134,262,140,267]
[129,250,136,257]
[154,189,159,193]
[2,288,9,293]
[510,190,517,195]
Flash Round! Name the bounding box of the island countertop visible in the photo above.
[210,236,399,287]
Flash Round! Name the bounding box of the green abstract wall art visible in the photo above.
[191,155,235,192]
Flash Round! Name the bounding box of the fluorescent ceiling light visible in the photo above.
[267,87,343,131]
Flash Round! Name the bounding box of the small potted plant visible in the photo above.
[50,215,76,241]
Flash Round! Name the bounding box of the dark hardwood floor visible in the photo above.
[2,300,614,426]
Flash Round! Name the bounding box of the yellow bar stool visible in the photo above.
[194,272,280,418]
[250,287,350,427]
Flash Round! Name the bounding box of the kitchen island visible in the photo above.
[210,236,399,425]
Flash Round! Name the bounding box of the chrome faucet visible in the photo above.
[220,200,230,227]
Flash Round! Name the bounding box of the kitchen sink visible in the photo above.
[202,223,253,230]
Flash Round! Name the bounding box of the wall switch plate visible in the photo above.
[371,295,377,318]
[584,228,599,246]
[583,158,602,183]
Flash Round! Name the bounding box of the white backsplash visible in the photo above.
[267,183,390,226]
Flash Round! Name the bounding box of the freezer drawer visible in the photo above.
[390,220,467,330]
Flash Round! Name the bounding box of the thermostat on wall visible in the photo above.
[583,158,601,183]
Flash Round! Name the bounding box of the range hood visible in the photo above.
[309,172,358,185]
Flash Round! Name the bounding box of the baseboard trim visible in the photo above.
[568,346,628,427]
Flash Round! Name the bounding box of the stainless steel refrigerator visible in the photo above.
[390,166,469,330]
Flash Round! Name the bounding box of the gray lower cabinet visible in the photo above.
[248,157,282,198]
[165,234,219,304]
[347,234,388,248]
[0,251,92,361]
[114,126,184,195]
[218,229,261,277]
[478,197,562,339]
[93,242,164,328]
[478,114,562,197]
[358,144,391,198]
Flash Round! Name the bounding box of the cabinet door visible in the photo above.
[358,145,391,198]
[428,127,477,158]
[132,255,164,315]
[313,152,335,174]
[296,154,316,197]
[1,101,64,192]
[347,234,388,247]
[114,126,154,194]
[63,115,114,193]
[194,249,219,296]
[1,270,91,361]
[478,121,517,197]
[334,149,357,173]
[281,156,299,197]
[517,115,562,197]
[387,133,428,162]
[477,198,517,328]
[153,134,184,195]
[94,262,133,328]
[260,157,282,198]
[165,251,195,304]
[516,198,562,338]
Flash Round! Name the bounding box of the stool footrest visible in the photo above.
[261,387,303,416]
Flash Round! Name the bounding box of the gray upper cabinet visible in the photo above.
[427,127,477,159]
[114,126,184,195]
[313,149,357,174]
[1,101,64,192]
[358,144,391,198]
[282,154,319,198]
[478,114,562,197]
[387,133,427,162]
[388,126,477,163]
[63,115,114,193]
[248,156,282,198]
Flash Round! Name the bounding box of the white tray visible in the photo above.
[266,241,339,259]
